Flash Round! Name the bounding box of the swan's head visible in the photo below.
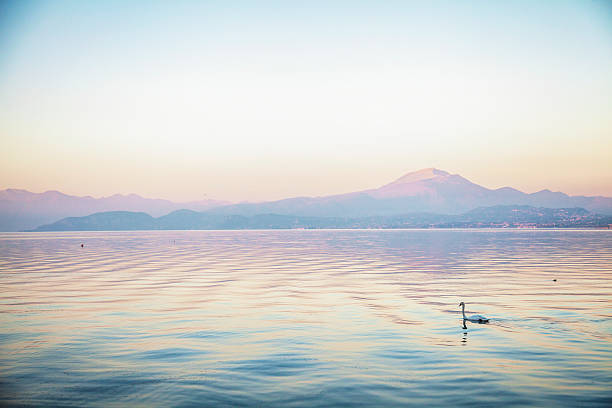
[459,302,465,307]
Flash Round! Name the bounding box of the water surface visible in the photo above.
[1,230,611,406]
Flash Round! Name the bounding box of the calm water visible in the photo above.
[0,230,611,407]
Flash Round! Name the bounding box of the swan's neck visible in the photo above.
[461,304,466,319]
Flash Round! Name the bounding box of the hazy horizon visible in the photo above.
[1,1,611,202]
[2,166,612,204]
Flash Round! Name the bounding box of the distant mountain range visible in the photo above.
[0,189,228,231]
[3,168,612,231]
[205,168,612,217]
[31,206,612,231]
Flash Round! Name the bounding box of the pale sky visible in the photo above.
[1,0,611,202]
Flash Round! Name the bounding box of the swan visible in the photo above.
[459,302,489,323]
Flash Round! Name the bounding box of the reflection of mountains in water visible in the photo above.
[31,205,612,231]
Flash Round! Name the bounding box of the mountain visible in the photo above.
[5,168,612,231]
[0,189,229,231]
[206,168,612,217]
[34,211,157,231]
[31,206,612,231]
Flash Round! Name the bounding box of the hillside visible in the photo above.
[31,205,612,231]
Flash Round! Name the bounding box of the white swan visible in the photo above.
[459,302,489,323]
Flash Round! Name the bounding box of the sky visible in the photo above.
[1,0,611,202]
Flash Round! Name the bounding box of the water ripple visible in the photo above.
[0,230,611,406]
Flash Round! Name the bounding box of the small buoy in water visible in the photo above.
[81,244,84,248]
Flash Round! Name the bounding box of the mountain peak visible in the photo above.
[390,168,450,185]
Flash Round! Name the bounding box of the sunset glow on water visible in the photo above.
[1,230,610,406]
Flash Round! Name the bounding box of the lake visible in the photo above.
[0,230,611,407]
